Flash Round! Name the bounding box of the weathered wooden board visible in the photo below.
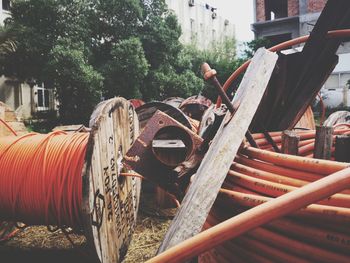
[335,135,350,162]
[82,97,141,263]
[249,0,350,132]
[278,0,350,129]
[157,48,278,252]
[314,125,333,160]
[281,130,300,155]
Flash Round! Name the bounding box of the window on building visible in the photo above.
[324,73,350,91]
[2,0,11,11]
[265,0,288,21]
[212,29,216,41]
[340,73,350,88]
[324,74,339,90]
[35,83,50,111]
[190,18,195,42]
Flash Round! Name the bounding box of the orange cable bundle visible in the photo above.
[0,131,89,229]
[0,118,17,136]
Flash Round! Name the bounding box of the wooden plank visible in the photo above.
[314,126,333,160]
[335,135,350,162]
[279,1,350,129]
[281,130,300,155]
[157,48,278,253]
[250,1,350,132]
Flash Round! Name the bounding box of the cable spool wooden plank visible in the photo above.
[82,97,141,263]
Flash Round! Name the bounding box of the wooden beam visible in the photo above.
[335,135,350,162]
[314,126,333,160]
[281,130,300,155]
[251,1,350,131]
[157,48,278,253]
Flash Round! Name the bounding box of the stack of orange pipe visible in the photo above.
[199,128,350,263]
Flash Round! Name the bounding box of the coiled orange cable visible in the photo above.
[0,131,89,229]
[0,118,17,136]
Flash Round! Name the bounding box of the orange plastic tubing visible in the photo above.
[147,167,350,262]
[0,132,89,228]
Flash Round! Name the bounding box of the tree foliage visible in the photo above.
[102,37,149,99]
[241,37,272,60]
[0,26,16,56]
[180,38,241,101]
[0,0,242,123]
[45,39,103,123]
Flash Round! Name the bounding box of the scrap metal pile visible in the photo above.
[1,1,350,262]
[124,1,350,262]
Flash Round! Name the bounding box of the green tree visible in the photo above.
[0,0,220,123]
[242,37,271,60]
[102,37,149,99]
[0,26,16,56]
[45,39,103,124]
[180,38,241,101]
[138,2,203,101]
[1,0,92,81]
[89,0,143,68]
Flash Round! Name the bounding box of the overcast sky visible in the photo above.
[206,0,254,42]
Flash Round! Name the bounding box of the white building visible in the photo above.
[321,53,350,108]
[165,0,235,50]
[0,0,9,24]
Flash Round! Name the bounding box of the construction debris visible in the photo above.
[1,1,350,263]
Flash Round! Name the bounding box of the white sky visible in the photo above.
[206,0,254,41]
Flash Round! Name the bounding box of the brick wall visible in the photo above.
[255,0,327,22]
[308,0,327,13]
[288,0,299,16]
[256,0,299,22]
[256,0,266,22]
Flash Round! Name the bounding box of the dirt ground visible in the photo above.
[0,190,175,263]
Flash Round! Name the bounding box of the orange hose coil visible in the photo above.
[0,132,89,228]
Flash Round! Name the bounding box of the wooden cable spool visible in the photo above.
[0,97,141,263]
[82,97,141,263]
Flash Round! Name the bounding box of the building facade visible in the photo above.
[0,0,55,119]
[252,0,350,108]
[165,0,235,50]
[0,0,9,24]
